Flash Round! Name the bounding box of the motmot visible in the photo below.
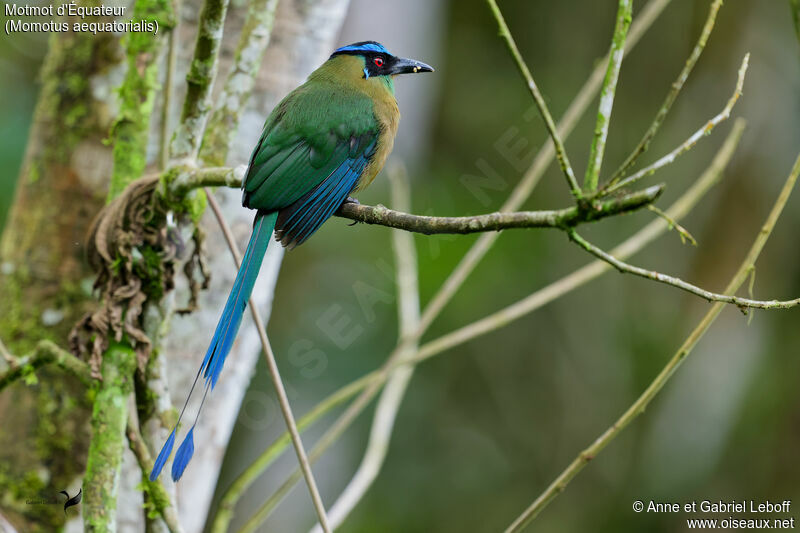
[150,41,433,482]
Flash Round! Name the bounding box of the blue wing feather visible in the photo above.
[275,153,369,248]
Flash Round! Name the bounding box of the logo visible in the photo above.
[60,488,82,514]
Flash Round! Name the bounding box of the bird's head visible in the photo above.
[328,41,434,87]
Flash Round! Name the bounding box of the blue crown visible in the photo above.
[333,41,389,55]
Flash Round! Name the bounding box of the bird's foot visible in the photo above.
[342,197,361,226]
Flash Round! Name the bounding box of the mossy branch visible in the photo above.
[168,165,664,233]
[169,0,231,162]
[199,0,280,165]
[83,343,137,533]
[584,0,632,191]
[0,340,92,391]
[108,0,174,200]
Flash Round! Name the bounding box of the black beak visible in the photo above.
[389,57,435,75]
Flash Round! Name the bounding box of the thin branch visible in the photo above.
[210,375,373,533]
[602,53,749,195]
[568,229,799,310]
[418,0,674,338]
[204,190,331,533]
[312,165,422,533]
[340,185,663,234]
[584,0,632,191]
[169,0,231,162]
[199,0,279,165]
[176,166,665,233]
[233,117,747,533]
[647,204,697,246]
[160,0,181,168]
[486,0,582,199]
[505,148,800,533]
[125,413,185,533]
[402,119,747,367]
[0,340,93,391]
[609,0,724,183]
[791,0,800,48]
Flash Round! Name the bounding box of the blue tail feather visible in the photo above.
[150,211,277,482]
[171,426,195,482]
[149,428,175,481]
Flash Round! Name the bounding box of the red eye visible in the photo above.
[373,57,384,67]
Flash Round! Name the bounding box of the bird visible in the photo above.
[59,488,82,515]
[149,41,433,482]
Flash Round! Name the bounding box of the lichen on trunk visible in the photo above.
[0,9,121,531]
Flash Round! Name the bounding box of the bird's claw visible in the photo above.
[343,197,362,225]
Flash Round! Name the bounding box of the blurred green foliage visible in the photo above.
[0,28,45,233]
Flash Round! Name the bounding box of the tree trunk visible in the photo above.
[0,26,122,532]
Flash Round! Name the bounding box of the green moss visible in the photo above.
[185,189,208,223]
[134,245,168,301]
[0,467,63,530]
[83,342,137,532]
[107,0,174,200]
[0,267,51,354]
[30,28,118,184]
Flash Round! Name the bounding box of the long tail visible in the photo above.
[150,210,277,482]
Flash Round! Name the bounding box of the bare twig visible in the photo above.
[125,413,185,533]
[108,0,174,199]
[204,190,331,533]
[505,148,800,533]
[486,0,582,199]
[602,53,749,195]
[209,377,371,533]
[568,229,799,310]
[311,165,422,533]
[609,0,724,183]
[647,204,697,246]
[584,0,632,191]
